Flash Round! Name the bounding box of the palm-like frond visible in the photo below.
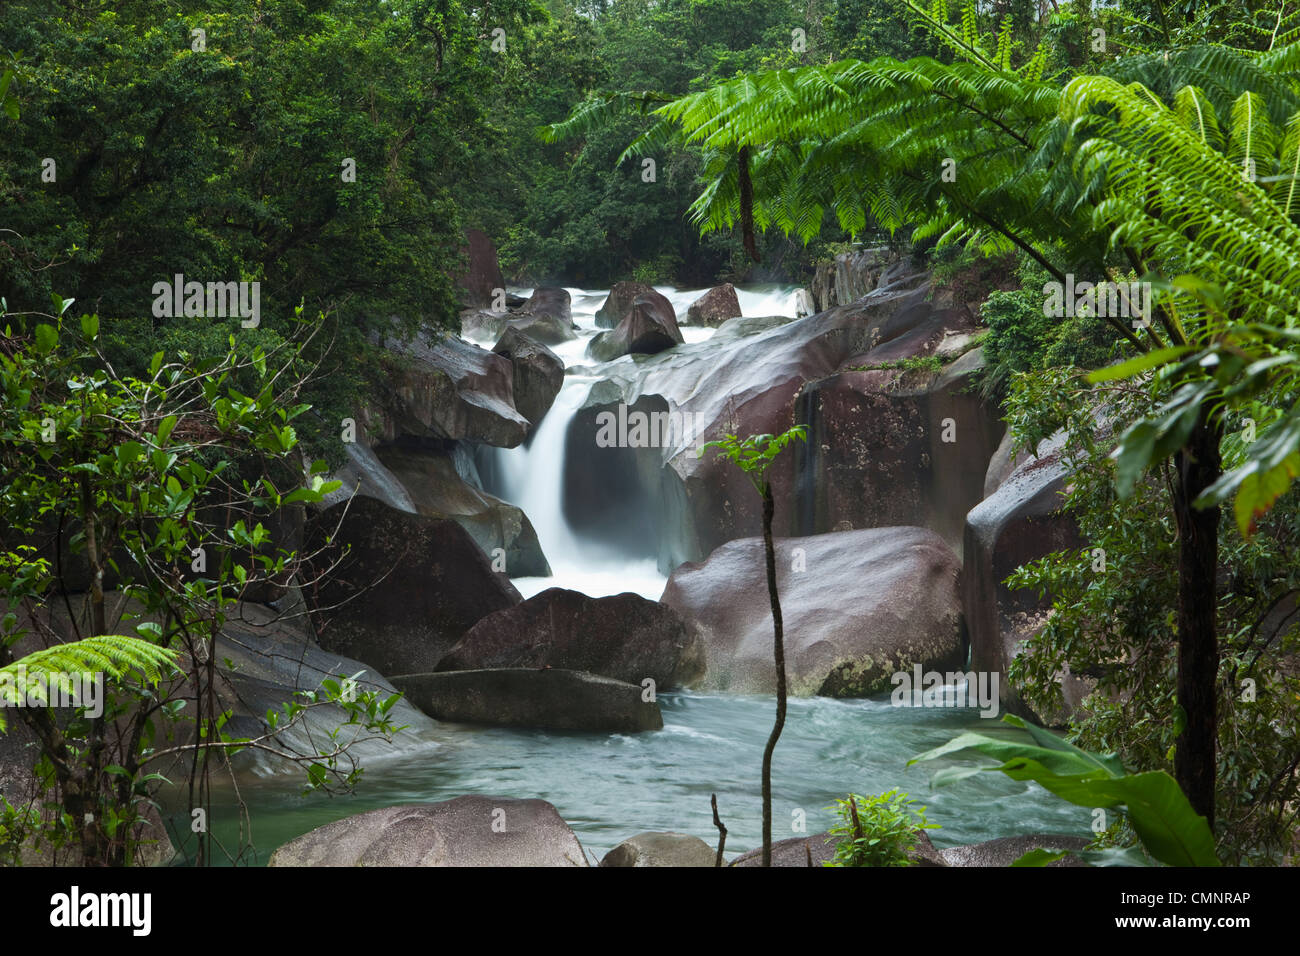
[0,635,178,731]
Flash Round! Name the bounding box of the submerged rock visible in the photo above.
[267,796,589,866]
[939,834,1088,867]
[392,669,663,733]
[661,526,964,696]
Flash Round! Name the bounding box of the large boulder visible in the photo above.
[492,326,564,428]
[661,527,964,696]
[600,832,717,867]
[811,246,909,312]
[586,292,684,363]
[561,270,997,570]
[319,439,419,513]
[685,283,742,327]
[964,432,1089,720]
[457,228,505,310]
[375,441,549,577]
[267,797,589,866]
[595,281,664,329]
[462,306,577,348]
[796,346,1003,554]
[392,669,663,733]
[320,437,548,577]
[510,287,577,345]
[214,599,440,775]
[304,497,521,678]
[378,331,529,448]
[436,587,701,689]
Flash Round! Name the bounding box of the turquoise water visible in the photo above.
[169,690,1090,865]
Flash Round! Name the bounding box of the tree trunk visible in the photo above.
[760,483,787,866]
[1172,409,1221,830]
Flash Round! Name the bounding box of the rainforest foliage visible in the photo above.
[4,0,1300,865]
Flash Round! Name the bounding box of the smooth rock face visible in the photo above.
[267,797,589,867]
[661,527,964,696]
[436,587,702,689]
[586,292,684,362]
[594,281,664,329]
[508,287,577,345]
[939,834,1089,867]
[492,326,564,429]
[731,833,841,867]
[600,832,717,867]
[964,433,1089,720]
[685,283,742,327]
[376,442,550,576]
[320,439,419,514]
[562,269,1001,570]
[796,346,1003,554]
[458,228,505,310]
[392,669,663,733]
[811,246,907,312]
[379,331,530,448]
[214,600,440,774]
[305,497,521,678]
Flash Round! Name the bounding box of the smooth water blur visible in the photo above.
[180,691,1089,865]
[482,283,805,599]
[196,283,1086,865]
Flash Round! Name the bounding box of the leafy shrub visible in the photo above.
[823,789,937,867]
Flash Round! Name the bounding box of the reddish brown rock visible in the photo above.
[377,332,529,448]
[963,433,1088,720]
[595,281,667,329]
[685,283,742,327]
[457,228,505,310]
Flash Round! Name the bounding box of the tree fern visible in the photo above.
[0,636,178,732]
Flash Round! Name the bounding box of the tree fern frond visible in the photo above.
[0,636,179,731]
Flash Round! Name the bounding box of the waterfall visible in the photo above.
[481,281,804,601]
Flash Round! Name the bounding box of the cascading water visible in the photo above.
[477,283,808,600]
[191,281,1089,865]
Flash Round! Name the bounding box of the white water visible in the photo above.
[196,281,1090,866]
[475,283,803,599]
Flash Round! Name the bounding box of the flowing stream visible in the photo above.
[184,284,1089,864]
